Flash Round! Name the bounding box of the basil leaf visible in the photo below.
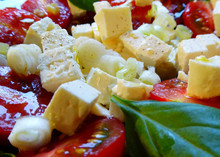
[68,0,99,12]
[111,96,220,157]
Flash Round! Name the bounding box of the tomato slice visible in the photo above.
[17,116,126,157]
[0,66,52,146]
[149,78,220,109]
[21,0,71,28]
[183,1,214,37]
[0,8,40,45]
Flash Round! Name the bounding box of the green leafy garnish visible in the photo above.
[111,96,220,157]
[68,0,99,12]
[0,151,15,157]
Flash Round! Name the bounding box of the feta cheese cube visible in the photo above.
[187,55,220,98]
[43,80,100,136]
[41,29,75,52]
[93,1,111,13]
[196,34,220,56]
[86,68,117,105]
[135,0,152,6]
[177,38,208,73]
[71,24,94,39]
[38,45,84,93]
[136,34,172,67]
[24,17,61,49]
[91,22,101,41]
[213,1,220,37]
[94,6,132,41]
[113,79,153,100]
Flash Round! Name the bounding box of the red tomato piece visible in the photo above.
[0,8,40,45]
[21,0,71,28]
[183,1,214,37]
[130,0,152,29]
[0,66,52,146]
[149,78,220,109]
[161,0,190,24]
[17,116,126,157]
[99,0,127,6]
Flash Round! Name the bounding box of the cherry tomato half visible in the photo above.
[0,8,40,45]
[17,116,126,157]
[183,1,214,37]
[21,0,72,28]
[0,66,52,146]
[149,78,220,109]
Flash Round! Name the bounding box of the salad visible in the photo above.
[0,0,220,157]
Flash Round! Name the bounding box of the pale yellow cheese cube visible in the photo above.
[213,1,220,37]
[91,22,101,41]
[86,68,117,105]
[187,56,220,99]
[24,17,61,49]
[44,80,100,136]
[119,31,147,57]
[135,0,152,6]
[71,24,94,39]
[177,38,208,73]
[196,34,220,56]
[94,6,132,41]
[136,34,172,67]
[41,29,75,52]
[93,1,111,13]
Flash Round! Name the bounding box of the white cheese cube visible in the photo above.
[86,68,117,106]
[135,0,152,6]
[24,17,61,49]
[91,22,101,41]
[136,34,172,67]
[93,1,111,13]
[177,38,208,73]
[187,55,220,99]
[41,29,75,52]
[71,24,94,39]
[119,31,147,57]
[44,80,100,136]
[94,6,132,41]
[113,79,153,100]
[177,71,188,82]
[91,103,111,117]
[38,46,84,93]
[213,1,220,37]
[196,34,220,56]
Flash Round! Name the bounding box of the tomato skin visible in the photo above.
[161,0,190,24]
[149,78,220,109]
[99,0,127,6]
[17,116,125,157]
[183,1,214,37]
[21,0,72,28]
[0,8,40,45]
[0,66,52,146]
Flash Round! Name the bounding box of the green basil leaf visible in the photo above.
[111,96,220,157]
[68,0,99,12]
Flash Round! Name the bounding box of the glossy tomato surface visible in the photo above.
[21,0,71,28]
[149,78,220,109]
[17,116,126,157]
[0,8,40,45]
[183,1,214,37]
[0,66,53,146]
